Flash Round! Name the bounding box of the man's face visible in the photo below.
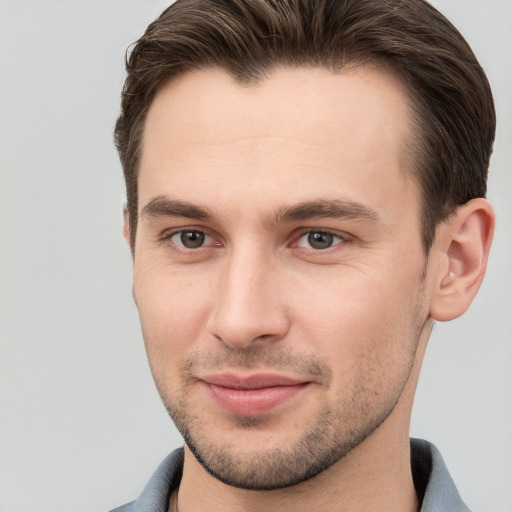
[132,66,433,489]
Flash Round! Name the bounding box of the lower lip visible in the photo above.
[204,382,309,415]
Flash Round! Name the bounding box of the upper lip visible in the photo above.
[201,373,309,390]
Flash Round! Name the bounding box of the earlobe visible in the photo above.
[430,198,494,322]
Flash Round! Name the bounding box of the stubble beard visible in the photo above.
[146,273,429,491]
[166,390,395,490]
[153,318,425,491]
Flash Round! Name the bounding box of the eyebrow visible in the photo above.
[273,199,380,224]
[140,195,380,225]
[141,196,213,221]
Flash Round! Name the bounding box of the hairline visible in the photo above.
[128,60,435,255]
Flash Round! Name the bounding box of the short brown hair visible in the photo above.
[115,0,495,251]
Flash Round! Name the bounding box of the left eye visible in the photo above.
[296,231,343,250]
[170,230,213,249]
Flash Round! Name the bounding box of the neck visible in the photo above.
[174,327,431,512]
[172,333,431,512]
[175,427,419,512]
[173,329,431,512]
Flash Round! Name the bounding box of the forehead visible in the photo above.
[139,65,418,219]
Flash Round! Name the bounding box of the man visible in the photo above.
[111,0,495,510]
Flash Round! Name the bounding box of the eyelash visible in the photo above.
[161,229,219,252]
[159,227,350,253]
[293,230,348,251]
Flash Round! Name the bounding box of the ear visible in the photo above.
[430,198,494,322]
[122,205,131,245]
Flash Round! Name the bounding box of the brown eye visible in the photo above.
[171,230,208,248]
[297,231,343,250]
[308,231,333,249]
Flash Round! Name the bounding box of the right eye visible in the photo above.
[170,230,214,249]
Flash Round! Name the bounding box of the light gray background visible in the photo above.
[0,1,510,511]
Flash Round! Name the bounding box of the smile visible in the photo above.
[201,373,311,415]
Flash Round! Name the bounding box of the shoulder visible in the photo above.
[109,447,184,512]
[411,438,471,512]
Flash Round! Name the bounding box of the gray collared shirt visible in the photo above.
[110,438,470,511]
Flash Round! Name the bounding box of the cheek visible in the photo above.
[133,261,213,367]
[292,269,424,369]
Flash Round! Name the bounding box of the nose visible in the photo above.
[206,249,290,349]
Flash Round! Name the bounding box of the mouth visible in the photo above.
[200,373,311,415]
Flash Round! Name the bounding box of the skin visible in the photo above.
[126,66,494,512]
